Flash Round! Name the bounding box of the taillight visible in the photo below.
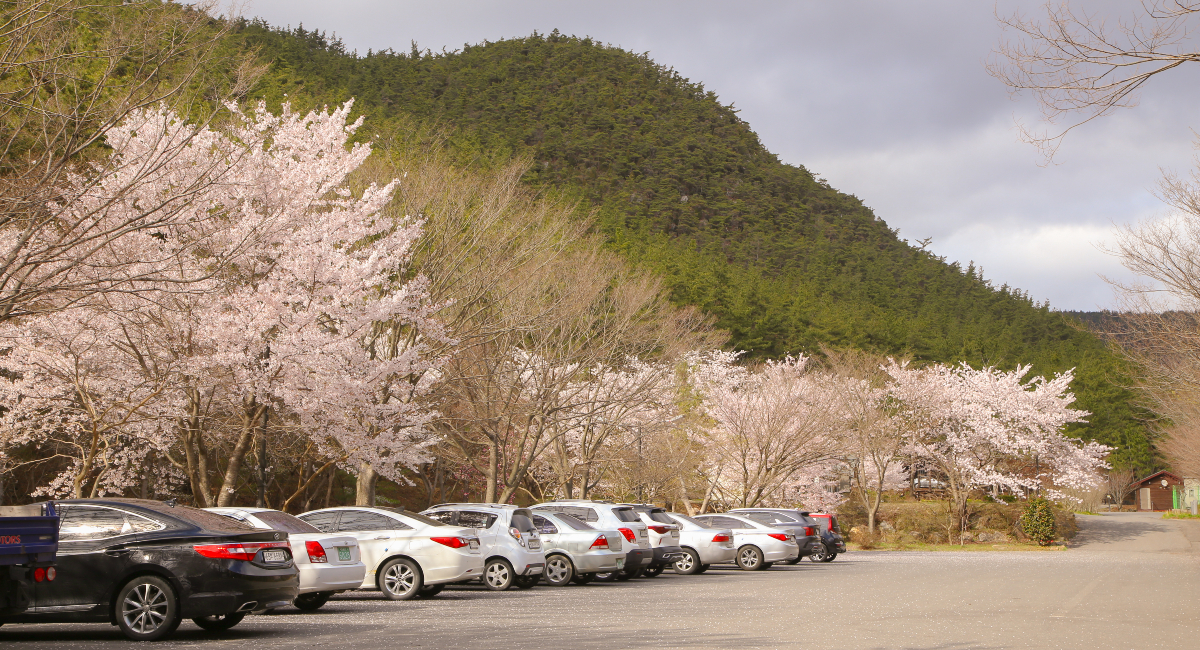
[193,541,288,561]
[431,536,469,549]
[712,533,731,543]
[618,527,636,542]
[305,540,328,563]
[590,535,609,549]
[509,526,526,547]
[33,567,45,582]
[804,526,815,536]
[45,566,56,581]
[768,533,790,542]
[648,525,670,534]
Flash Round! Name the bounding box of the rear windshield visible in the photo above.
[254,511,320,534]
[374,507,450,528]
[613,507,641,523]
[166,506,256,532]
[554,513,594,530]
[667,513,705,527]
[647,510,674,524]
[511,510,536,533]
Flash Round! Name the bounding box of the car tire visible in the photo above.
[822,552,838,563]
[571,572,595,585]
[116,575,181,641]
[514,574,540,589]
[736,545,765,571]
[192,613,245,632]
[696,564,710,574]
[293,591,333,611]
[544,554,575,586]
[615,566,641,581]
[761,562,774,570]
[378,557,423,600]
[782,556,802,565]
[484,558,515,591]
[809,542,828,562]
[673,548,702,575]
[641,563,664,578]
[418,584,445,597]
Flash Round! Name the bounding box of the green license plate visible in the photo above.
[337,546,351,561]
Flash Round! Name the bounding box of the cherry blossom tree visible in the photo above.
[885,360,1109,540]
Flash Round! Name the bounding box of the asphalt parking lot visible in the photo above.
[4,512,1199,650]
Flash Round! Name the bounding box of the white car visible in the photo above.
[420,504,545,590]
[297,506,483,600]
[531,511,626,586]
[664,512,738,574]
[205,507,365,610]
[691,513,799,570]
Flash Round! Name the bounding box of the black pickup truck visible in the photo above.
[0,502,59,617]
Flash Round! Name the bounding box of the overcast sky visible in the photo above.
[220,0,1200,311]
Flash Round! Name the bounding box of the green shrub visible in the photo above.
[1022,498,1056,546]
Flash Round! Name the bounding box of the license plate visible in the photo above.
[528,539,541,550]
[616,558,624,569]
[262,549,287,563]
[469,539,479,549]
[337,546,351,561]
[638,529,647,537]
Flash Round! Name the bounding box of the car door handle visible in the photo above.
[373,536,390,540]
[105,548,130,556]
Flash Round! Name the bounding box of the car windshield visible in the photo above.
[374,507,451,528]
[553,513,594,531]
[613,507,641,522]
[253,510,320,534]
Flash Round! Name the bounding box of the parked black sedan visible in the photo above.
[0,498,299,641]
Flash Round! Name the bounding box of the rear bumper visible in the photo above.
[298,562,366,594]
[695,544,737,565]
[572,550,623,573]
[763,544,800,563]
[650,545,684,565]
[182,559,299,617]
[518,561,545,576]
[624,548,651,570]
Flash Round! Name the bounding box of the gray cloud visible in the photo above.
[221,0,1200,310]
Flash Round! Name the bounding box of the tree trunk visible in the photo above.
[484,436,499,503]
[217,397,266,507]
[254,409,270,508]
[356,462,379,506]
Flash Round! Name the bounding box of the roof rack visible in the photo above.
[427,502,520,509]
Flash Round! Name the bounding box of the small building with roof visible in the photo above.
[1131,470,1183,511]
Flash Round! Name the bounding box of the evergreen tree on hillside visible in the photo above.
[227,23,1157,473]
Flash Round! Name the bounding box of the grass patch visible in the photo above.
[1162,512,1200,520]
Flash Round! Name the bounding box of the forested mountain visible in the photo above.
[227,23,1156,473]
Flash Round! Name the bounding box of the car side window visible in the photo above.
[746,512,775,524]
[558,506,598,522]
[423,511,456,525]
[457,511,498,529]
[58,506,163,542]
[299,511,339,533]
[532,515,558,535]
[336,511,396,532]
[711,516,749,529]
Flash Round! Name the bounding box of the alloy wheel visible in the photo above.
[122,582,169,635]
[546,556,573,586]
[384,562,416,596]
[809,542,828,562]
[675,552,694,572]
[738,546,762,569]
[485,560,513,590]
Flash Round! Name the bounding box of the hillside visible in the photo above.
[227,24,1157,473]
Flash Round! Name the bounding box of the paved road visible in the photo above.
[4,512,1199,649]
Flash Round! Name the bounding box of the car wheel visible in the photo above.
[544,554,575,586]
[641,563,664,578]
[514,574,540,589]
[293,591,333,611]
[615,566,641,581]
[418,584,444,597]
[571,572,595,585]
[761,562,774,570]
[822,552,838,563]
[116,575,181,641]
[696,563,710,574]
[673,548,701,575]
[484,558,515,590]
[378,558,423,600]
[782,556,802,565]
[192,613,245,632]
[809,542,828,562]
[593,571,617,582]
[736,545,764,571]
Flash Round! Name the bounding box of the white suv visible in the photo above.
[532,500,651,580]
[421,504,545,590]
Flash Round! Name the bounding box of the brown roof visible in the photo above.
[1133,470,1182,488]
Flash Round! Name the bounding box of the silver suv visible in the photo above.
[532,500,651,580]
[619,504,684,577]
[421,504,544,590]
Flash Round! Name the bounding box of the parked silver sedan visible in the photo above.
[531,512,626,586]
[664,512,737,574]
[691,513,800,570]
